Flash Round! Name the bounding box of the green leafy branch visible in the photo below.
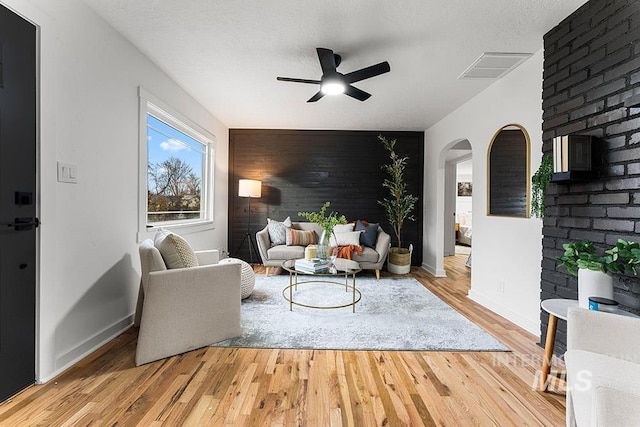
[557,239,640,276]
[298,202,346,238]
[531,155,553,218]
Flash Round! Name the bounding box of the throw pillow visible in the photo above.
[286,229,317,246]
[267,216,291,245]
[154,229,199,269]
[355,220,379,249]
[330,230,363,247]
[333,223,355,234]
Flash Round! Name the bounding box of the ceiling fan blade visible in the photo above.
[316,47,337,75]
[344,61,390,84]
[344,85,371,101]
[277,76,321,84]
[307,91,325,102]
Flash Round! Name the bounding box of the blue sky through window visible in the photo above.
[147,114,205,177]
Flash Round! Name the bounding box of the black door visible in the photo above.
[0,5,37,402]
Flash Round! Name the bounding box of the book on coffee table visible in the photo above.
[294,258,330,273]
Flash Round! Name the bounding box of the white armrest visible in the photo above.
[566,349,640,427]
[195,249,219,265]
[256,225,271,264]
[374,228,391,263]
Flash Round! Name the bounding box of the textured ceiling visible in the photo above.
[81,0,586,131]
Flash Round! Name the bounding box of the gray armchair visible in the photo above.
[566,309,640,426]
[134,239,241,366]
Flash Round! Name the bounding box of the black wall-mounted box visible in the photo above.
[551,135,600,183]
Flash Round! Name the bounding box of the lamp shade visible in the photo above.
[238,179,262,198]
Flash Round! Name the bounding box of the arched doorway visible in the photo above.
[436,138,472,276]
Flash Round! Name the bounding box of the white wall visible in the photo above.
[423,50,544,334]
[1,0,229,381]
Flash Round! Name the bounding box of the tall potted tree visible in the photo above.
[378,135,418,274]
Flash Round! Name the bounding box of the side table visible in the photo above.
[539,299,576,391]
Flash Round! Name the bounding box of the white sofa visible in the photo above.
[565,308,640,426]
[256,221,391,279]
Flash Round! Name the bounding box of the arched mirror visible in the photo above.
[487,124,530,217]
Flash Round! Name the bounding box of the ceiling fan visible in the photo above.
[276,47,391,102]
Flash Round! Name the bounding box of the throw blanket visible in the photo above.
[334,244,363,260]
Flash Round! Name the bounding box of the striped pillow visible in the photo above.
[286,229,317,246]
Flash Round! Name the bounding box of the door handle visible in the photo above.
[8,217,40,231]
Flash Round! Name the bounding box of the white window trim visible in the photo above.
[137,87,216,242]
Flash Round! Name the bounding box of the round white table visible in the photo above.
[539,299,575,391]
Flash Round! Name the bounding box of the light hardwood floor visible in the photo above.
[0,254,566,426]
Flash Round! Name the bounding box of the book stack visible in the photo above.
[294,258,330,274]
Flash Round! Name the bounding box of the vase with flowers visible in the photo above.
[298,201,347,259]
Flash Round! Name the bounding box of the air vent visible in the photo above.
[458,52,533,80]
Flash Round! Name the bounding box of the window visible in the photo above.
[139,88,215,234]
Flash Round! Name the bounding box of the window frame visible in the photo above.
[138,87,216,240]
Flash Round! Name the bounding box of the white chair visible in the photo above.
[134,239,242,366]
[565,309,640,426]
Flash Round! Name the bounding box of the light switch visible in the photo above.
[57,162,78,183]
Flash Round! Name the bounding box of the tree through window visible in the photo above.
[145,104,213,226]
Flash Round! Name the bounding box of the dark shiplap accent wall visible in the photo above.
[541,0,640,355]
[228,129,424,265]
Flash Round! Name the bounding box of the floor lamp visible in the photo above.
[235,179,261,263]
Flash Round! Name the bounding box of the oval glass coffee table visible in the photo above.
[282,258,362,312]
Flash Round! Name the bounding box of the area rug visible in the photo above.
[213,275,509,351]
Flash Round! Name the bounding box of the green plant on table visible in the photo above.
[557,240,623,276]
[297,201,347,239]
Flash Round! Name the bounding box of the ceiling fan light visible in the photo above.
[321,81,345,95]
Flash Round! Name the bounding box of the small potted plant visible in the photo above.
[557,240,621,275]
[378,135,418,274]
[558,239,640,308]
[557,240,620,308]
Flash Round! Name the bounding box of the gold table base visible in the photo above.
[283,273,361,313]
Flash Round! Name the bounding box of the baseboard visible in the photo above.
[468,290,539,335]
[421,262,447,277]
[39,314,134,384]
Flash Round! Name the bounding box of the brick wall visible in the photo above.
[541,0,640,355]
